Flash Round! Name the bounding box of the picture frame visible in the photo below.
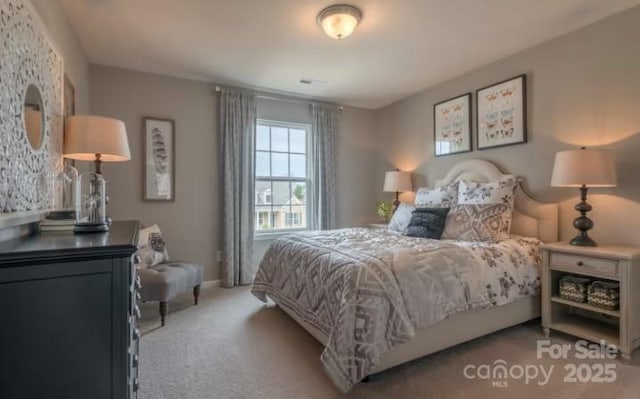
[63,74,75,118]
[476,74,527,150]
[143,117,175,201]
[433,93,472,156]
[63,75,76,167]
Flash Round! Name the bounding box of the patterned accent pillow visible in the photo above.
[414,181,459,208]
[406,208,450,239]
[458,177,518,207]
[441,204,512,242]
[387,203,416,234]
[135,224,170,268]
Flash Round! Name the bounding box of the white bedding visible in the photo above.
[252,228,542,392]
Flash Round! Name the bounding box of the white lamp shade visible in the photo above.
[64,115,131,162]
[383,171,412,192]
[551,148,617,188]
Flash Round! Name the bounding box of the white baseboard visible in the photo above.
[202,279,221,288]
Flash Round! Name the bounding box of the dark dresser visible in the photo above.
[0,220,141,399]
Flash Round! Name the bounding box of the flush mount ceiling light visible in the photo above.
[317,4,363,39]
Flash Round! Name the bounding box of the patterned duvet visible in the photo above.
[251,228,541,392]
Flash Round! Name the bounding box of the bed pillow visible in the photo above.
[414,181,459,208]
[458,176,518,207]
[387,203,415,234]
[135,224,170,268]
[406,208,450,239]
[441,203,512,242]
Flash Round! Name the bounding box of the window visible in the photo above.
[255,120,310,233]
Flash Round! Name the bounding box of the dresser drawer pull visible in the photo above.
[133,305,141,318]
[576,261,584,266]
[135,276,142,290]
[136,292,141,301]
[133,378,139,392]
[133,328,140,340]
[132,354,139,367]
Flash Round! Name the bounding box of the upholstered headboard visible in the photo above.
[434,159,558,243]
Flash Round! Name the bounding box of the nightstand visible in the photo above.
[541,242,640,363]
[367,223,388,229]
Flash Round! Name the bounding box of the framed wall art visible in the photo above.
[63,74,75,118]
[143,117,175,201]
[476,74,527,150]
[433,93,471,156]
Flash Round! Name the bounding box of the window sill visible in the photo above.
[254,229,307,241]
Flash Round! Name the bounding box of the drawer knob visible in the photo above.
[133,328,140,340]
[133,378,139,392]
[132,354,139,367]
[576,261,584,267]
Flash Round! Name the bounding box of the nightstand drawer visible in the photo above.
[549,252,619,278]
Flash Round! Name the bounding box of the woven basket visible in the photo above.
[559,275,591,303]
[588,281,620,310]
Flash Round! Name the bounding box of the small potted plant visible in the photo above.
[377,201,393,223]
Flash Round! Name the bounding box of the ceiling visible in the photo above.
[59,0,640,109]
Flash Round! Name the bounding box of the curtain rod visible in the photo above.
[214,85,343,112]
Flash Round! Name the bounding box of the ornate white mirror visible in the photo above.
[0,0,63,229]
[23,84,44,151]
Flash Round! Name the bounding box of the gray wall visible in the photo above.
[90,65,378,280]
[374,6,640,246]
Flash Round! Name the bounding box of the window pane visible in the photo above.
[289,205,306,228]
[255,181,271,205]
[256,151,270,177]
[271,153,288,177]
[256,211,271,231]
[290,129,306,153]
[290,154,306,178]
[271,127,288,152]
[292,182,306,203]
[272,181,290,205]
[256,125,270,151]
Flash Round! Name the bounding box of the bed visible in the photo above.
[251,159,558,392]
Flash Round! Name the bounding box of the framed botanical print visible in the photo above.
[476,74,527,150]
[433,93,472,156]
[143,117,175,201]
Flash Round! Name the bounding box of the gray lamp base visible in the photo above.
[74,223,109,234]
[569,185,596,247]
[570,234,596,247]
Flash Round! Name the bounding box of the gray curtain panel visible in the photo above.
[310,101,339,230]
[219,88,256,287]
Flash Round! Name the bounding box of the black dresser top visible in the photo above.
[0,220,140,266]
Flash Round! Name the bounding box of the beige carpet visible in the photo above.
[137,285,640,399]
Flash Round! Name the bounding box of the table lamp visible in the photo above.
[383,170,412,211]
[551,147,617,246]
[64,115,131,233]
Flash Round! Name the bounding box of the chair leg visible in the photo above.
[193,285,201,305]
[159,301,168,327]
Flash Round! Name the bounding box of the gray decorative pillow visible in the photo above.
[406,208,450,239]
[441,203,512,242]
[387,203,415,234]
[135,224,170,268]
[458,177,518,207]
[414,181,459,208]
